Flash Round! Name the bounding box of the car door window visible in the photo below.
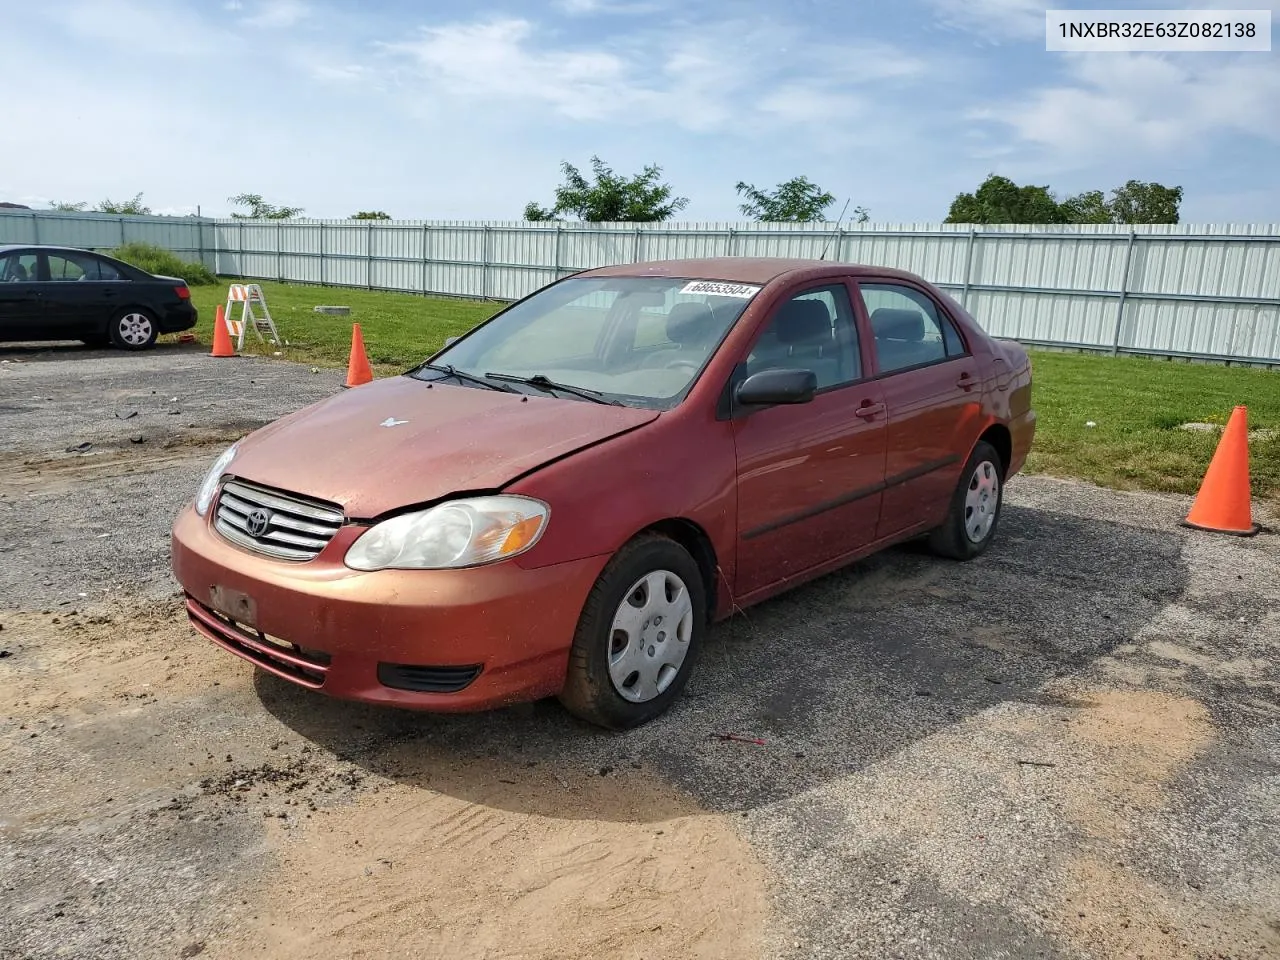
[90,257,123,281]
[0,252,39,282]
[746,284,861,389]
[46,252,99,281]
[858,283,967,374]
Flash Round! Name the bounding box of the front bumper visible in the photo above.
[170,504,607,711]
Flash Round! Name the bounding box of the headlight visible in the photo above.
[344,495,550,571]
[195,442,239,516]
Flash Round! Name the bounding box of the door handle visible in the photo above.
[956,372,977,390]
[854,401,886,420]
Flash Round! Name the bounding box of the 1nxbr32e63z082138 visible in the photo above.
[170,257,1035,730]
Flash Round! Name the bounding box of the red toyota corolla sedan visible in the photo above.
[171,258,1035,729]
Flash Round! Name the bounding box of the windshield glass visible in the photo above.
[418,276,762,408]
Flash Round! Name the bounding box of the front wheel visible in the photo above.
[109,309,158,350]
[928,440,1004,560]
[558,534,707,730]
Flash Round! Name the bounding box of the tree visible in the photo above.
[523,156,689,222]
[50,200,87,212]
[228,193,304,219]
[523,202,560,222]
[735,175,842,222]
[1057,189,1111,224]
[97,192,151,216]
[946,175,1065,224]
[947,173,1183,224]
[350,210,391,220]
[1106,179,1182,224]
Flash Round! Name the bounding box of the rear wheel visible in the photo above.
[109,309,158,350]
[559,534,706,730]
[928,440,1004,560]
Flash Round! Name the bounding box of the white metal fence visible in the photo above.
[3,210,1279,366]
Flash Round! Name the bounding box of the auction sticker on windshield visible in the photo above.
[679,280,761,298]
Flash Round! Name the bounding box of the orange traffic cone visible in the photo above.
[210,304,236,358]
[345,323,373,387]
[1181,405,1260,536]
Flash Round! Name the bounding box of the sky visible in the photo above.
[2,0,1278,222]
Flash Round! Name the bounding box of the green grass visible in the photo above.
[180,280,499,376]
[170,280,1279,504]
[1024,350,1279,504]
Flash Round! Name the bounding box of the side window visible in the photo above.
[746,284,861,389]
[858,283,966,374]
[93,257,123,281]
[47,253,95,281]
[0,252,39,282]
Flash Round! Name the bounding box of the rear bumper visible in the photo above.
[170,504,607,712]
[158,303,197,333]
[1008,408,1036,476]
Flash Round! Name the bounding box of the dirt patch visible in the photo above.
[1030,688,1277,958]
[1057,688,1212,820]
[0,601,234,720]
[0,427,244,497]
[212,754,770,960]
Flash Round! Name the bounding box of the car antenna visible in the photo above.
[819,198,853,261]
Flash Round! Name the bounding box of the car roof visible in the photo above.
[0,243,107,256]
[575,257,927,285]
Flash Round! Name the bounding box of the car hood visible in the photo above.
[227,375,659,517]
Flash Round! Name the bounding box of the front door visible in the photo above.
[731,282,889,599]
[0,250,43,338]
[855,280,987,539]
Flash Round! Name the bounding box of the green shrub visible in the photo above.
[106,241,217,285]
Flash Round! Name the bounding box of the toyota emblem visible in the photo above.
[245,508,272,538]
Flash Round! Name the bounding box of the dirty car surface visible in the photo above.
[170,257,1036,729]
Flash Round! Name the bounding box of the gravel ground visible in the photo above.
[2,344,1278,960]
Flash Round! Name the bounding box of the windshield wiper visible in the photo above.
[483,372,622,405]
[414,363,516,393]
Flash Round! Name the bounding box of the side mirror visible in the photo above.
[735,368,817,406]
[443,335,459,347]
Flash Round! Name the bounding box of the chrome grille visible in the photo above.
[214,479,344,561]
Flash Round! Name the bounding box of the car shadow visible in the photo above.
[254,501,1188,822]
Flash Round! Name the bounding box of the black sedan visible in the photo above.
[0,244,198,350]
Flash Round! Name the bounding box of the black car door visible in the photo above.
[42,251,122,338]
[0,250,43,338]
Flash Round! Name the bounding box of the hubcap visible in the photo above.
[118,313,153,346]
[607,569,694,703]
[963,460,1000,543]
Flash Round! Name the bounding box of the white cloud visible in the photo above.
[381,15,931,135]
[972,52,1280,163]
[241,0,310,29]
[383,19,636,122]
[553,0,667,14]
[928,0,1047,41]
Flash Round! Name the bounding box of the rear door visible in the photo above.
[853,279,987,540]
[731,281,888,599]
[42,250,123,338]
[0,250,43,338]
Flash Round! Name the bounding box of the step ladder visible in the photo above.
[224,283,280,350]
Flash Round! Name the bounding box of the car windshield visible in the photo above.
[414,276,762,408]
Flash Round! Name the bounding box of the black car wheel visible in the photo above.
[558,534,707,730]
[928,439,1005,561]
[109,309,159,350]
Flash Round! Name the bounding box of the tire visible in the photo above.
[928,440,1005,561]
[558,534,707,730]
[109,309,159,350]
